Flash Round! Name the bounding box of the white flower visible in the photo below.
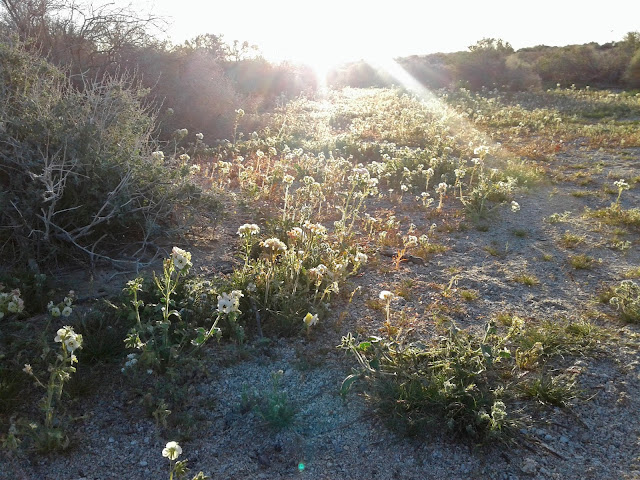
[64,336,82,352]
[352,167,369,178]
[162,441,182,460]
[283,174,295,184]
[178,153,190,162]
[196,132,204,140]
[303,222,327,236]
[23,364,33,375]
[237,223,260,236]
[51,307,61,317]
[355,252,368,264]
[217,290,243,315]
[614,179,630,190]
[436,182,448,194]
[171,246,192,271]
[379,290,394,302]
[405,235,418,247]
[61,306,73,317]
[511,201,520,213]
[261,238,287,254]
[303,312,319,327]
[217,295,233,314]
[54,327,67,342]
[474,145,490,156]
[151,151,165,161]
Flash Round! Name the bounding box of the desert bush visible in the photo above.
[610,280,640,323]
[0,41,207,267]
[340,317,599,441]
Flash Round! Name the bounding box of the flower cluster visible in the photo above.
[217,290,244,315]
[171,246,192,271]
[303,221,327,236]
[261,238,287,255]
[237,223,260,236]
[0,286,24,319]
[47,291,74,318]
[613,179,630,191]
[309,264,328,281]
[54,325,83,353]
[122,353,138,372]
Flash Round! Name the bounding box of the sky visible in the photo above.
[136,0,639,66]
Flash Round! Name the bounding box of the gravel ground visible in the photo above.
[2,146,640,480]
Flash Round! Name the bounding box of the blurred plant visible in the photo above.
[613,179,630,206]
[0,286,25,320]
[253,370,296,430]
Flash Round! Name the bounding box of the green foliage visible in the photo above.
[20,325,84,452]
[568,254,595,270]
[623,47,640,88]
[242,370,296,431]
[340,317,599,441]
[0,41,209,266]
[339,322,517,441]
[519,372,578,407]
[123,248,221,373]
[232,221,363,336]
[610,280,640,323]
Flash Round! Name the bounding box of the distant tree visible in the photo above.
[179,33,229,61]
[624,49,640,88]
[0,0,162,73]
[468,38,514,55]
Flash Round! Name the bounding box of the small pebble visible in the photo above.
[521,457,538,475]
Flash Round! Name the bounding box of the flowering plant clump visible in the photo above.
[0,285,25,320]
[47,291,75,318]
[163,441,207,480]
[261,237,287,255]
[22,324,83,451]
[124,247,206,372]
[610,280,640,323]
[197,289,244,344]
[237,223,260,237]
[613,179,630,206]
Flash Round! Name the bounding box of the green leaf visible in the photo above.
[340,374,360,397]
